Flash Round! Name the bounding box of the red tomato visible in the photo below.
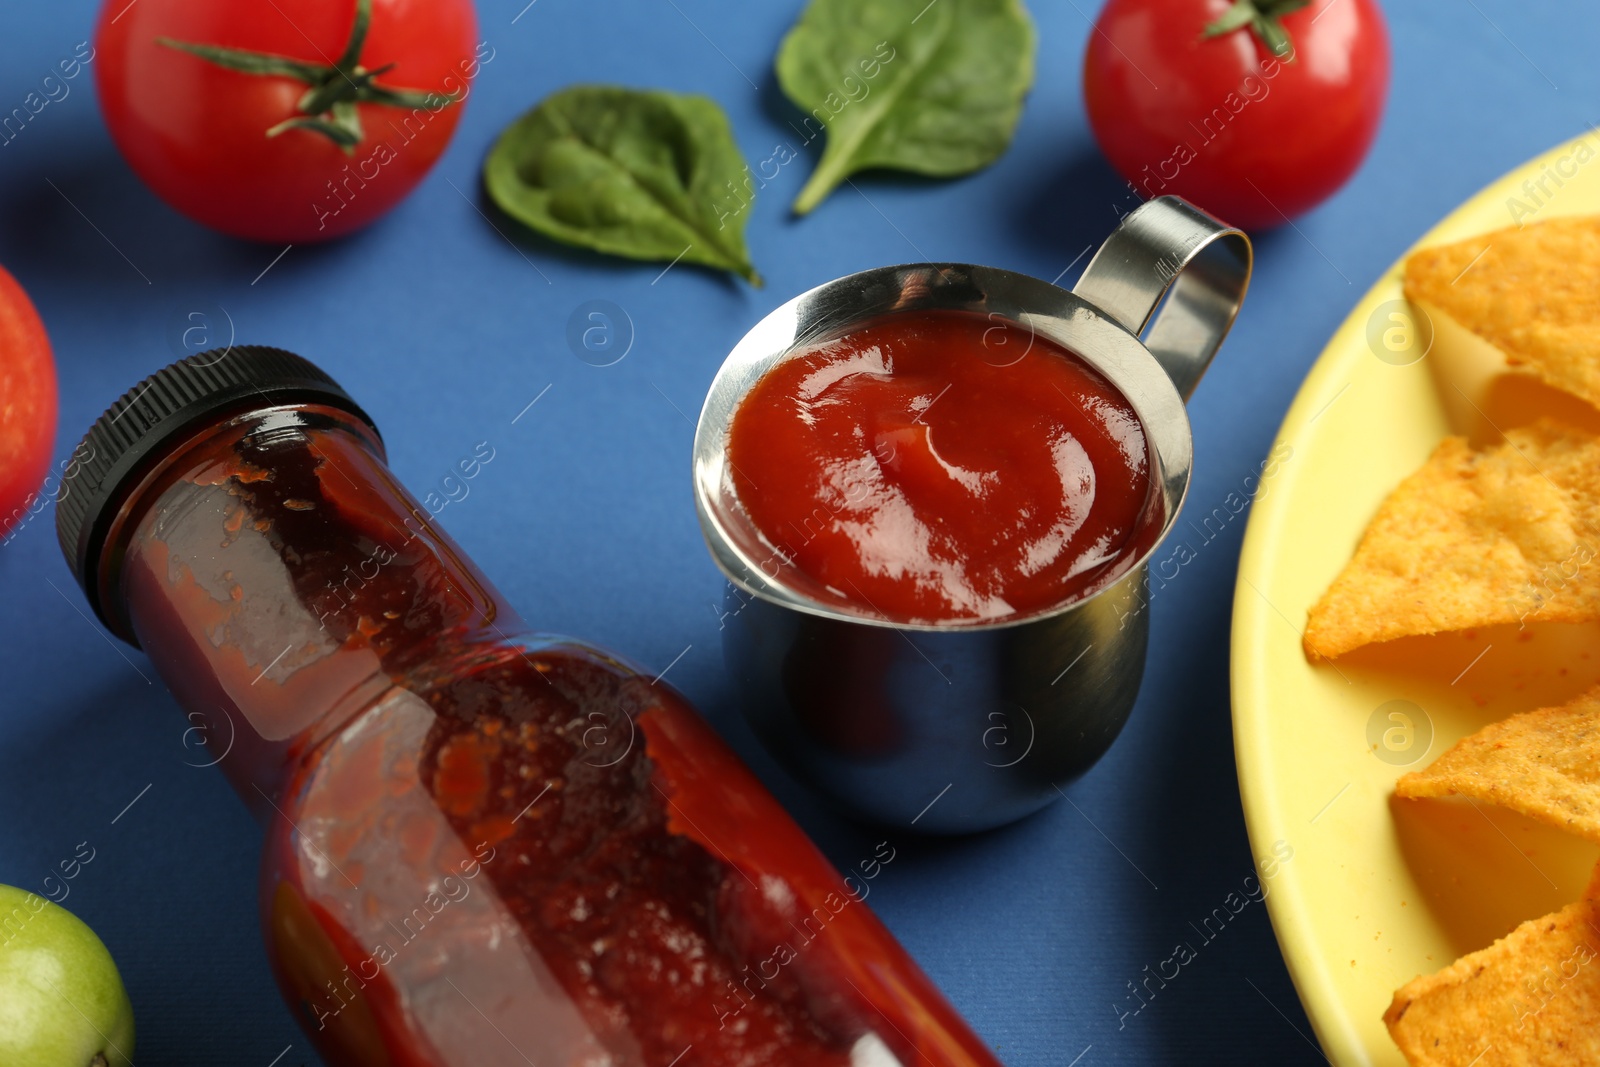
[95,0,481,242]
[1083,0,1390,230]
[0,266,57,542]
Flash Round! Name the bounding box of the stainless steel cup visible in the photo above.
[693,196,1251,833]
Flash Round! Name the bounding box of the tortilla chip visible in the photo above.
[1396,685,1600,841]
[1385,868,1600,1067]
[1405,216,1600,411]
[1304,420,1600,659]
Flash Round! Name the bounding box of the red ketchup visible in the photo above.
[60,351,1001,1067]
[727,310,1153,622]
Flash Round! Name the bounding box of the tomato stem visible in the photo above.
[157,0,459,153]
[1201,0,1312,59]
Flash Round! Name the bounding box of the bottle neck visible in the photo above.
[103,406,515,808]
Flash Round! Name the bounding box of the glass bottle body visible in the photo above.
[101,405,998,1066]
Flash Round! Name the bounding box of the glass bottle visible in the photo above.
[56,349,1001,1067]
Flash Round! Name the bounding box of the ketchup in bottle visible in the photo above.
[56,350,1002,1067]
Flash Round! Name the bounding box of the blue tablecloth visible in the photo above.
[0,1,1589,1063]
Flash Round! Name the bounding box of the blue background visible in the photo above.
[0,1,1590,1064]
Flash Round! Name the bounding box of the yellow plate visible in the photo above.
[1232,134,1600,1065]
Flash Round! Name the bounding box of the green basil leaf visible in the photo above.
[776,0,1036,215]
[483,85,761,284]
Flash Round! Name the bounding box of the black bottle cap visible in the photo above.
[55,347,382,637]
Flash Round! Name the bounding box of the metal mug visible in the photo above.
[692,196,1251,833]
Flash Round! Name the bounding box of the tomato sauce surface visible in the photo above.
[727,310,1153,622]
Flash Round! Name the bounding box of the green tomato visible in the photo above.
[0,884,135,1067]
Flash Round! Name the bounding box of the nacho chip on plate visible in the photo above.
[1405,215,1600,412]
[1385,864,1600,1066]
[1304,420,1600,659]
[1397,685,1600,842]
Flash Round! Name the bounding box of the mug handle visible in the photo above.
[1071,196,1252,402]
